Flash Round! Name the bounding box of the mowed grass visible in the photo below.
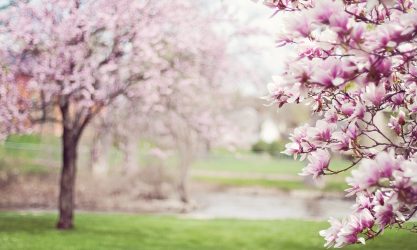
[193,152,350,175]
[0,212,416,250]
[0,134,352,193]
[194,176,349,192]
[193,152,351,192]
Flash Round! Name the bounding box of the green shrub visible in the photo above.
[268,141,285,157]
[251,140,269,154]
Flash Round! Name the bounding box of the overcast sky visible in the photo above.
[217,0,291,96]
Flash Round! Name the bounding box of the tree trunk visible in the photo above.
[178,145,191,203]
[57,127,79,230]
[122,138,139,174]
[178,174,189,203]
[90,130,111,177]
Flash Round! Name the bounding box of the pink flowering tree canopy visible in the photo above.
[0,0,229,229]
[0,69,29,140]
[265,0,417,247]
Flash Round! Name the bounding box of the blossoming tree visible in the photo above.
[0,0,216,229]
[264,0,417,247]
[88,6,243,202]
[130,39,237,202]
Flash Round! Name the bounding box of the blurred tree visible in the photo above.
[0,0,229,229]
[89,17,240,202]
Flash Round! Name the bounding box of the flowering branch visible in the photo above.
[264,0,417,247]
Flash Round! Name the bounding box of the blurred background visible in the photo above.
[0,0,414,249]
[0,0,351,217]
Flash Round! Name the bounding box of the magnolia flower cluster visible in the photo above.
[321,151,417,247]
[265,0,417,247]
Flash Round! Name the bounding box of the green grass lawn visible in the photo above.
[192,152,351,192]
[0,134,352,193]
[193,152,350,175]
[0,134,350,178]
[0,212,415,250]
[194,176,349,192]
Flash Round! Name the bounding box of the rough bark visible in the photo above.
[56,125,79,229]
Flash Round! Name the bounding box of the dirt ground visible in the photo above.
[0,172,194,213]
[0,171,353,220]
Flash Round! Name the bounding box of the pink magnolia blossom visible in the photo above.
[320,209,374,248]
[287,13,312,37]
[352,192,373,212]
[340,102,355,116]
[300,149,330,179]
[310,58,356,88]
[319,217,343,248]
[331,132,350,152]
[347,151,401,193]
[388,110,406,135]
[309,120,334,143]
[335,211,373,247]
[362,83,386,106]
[346,122,359,140]
[325,110,338,123]
[313,0,344,24]
[374,194,403,229]
[350,101,365,120]
[390,92,405,107]
[329,12,350,34]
